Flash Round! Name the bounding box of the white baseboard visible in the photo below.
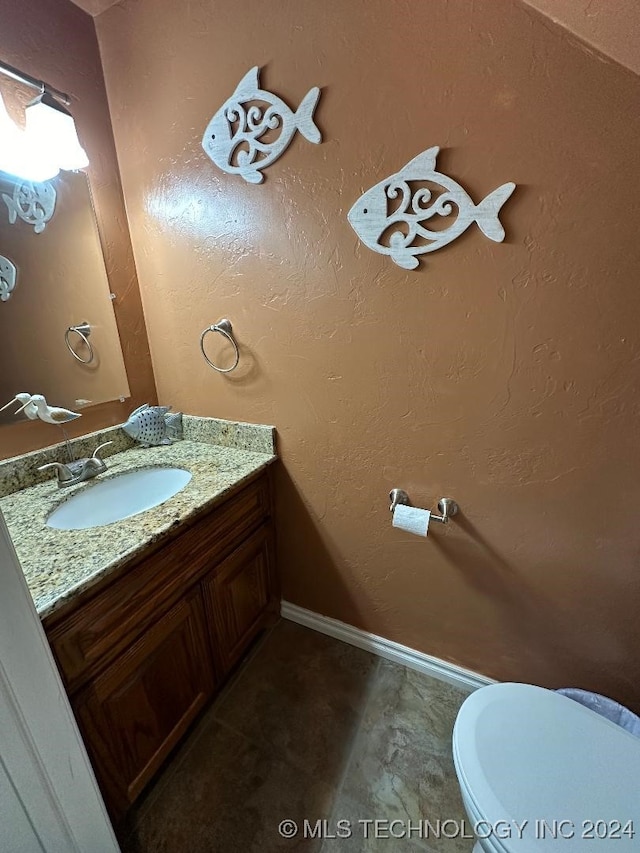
[281,601,496,692]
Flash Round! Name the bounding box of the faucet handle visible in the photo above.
[38,462,64,473]
[91,441,114,460]
[37,462,74,485]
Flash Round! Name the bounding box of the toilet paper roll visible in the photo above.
[392,504,431,537]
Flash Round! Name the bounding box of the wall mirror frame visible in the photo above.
[0,1,156,461]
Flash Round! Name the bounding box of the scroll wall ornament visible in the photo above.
[347,147,515,270]
[201,66,322,184]
[2,180,57,234]
[0,254,17,301]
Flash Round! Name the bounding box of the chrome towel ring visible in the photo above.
[65,322,94,364]
[199,318,240,373]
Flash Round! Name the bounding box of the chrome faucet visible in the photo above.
[38,441,114,488]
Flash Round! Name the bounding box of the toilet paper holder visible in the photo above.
[389,489,458,524]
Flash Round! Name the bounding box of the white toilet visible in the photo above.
[452,682,640,851]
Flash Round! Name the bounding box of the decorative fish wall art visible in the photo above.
[2,180,57,234]
[0,255,17,302]
[348,147,515,270]
[202,66,322,184]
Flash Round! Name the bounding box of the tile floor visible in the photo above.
[120,620,474,853]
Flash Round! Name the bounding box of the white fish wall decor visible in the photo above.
[0,255,17,301]
[348,147,516,270]
[2,180,57,234]
[202,66,322,184]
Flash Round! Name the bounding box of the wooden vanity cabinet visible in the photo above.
[43,469,278,821]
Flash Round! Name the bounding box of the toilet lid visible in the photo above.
[453,683,640,851]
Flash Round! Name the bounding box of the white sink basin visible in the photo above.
[46,467,192,530]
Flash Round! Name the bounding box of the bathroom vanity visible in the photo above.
[0,419,278,820]
[47,471,275,819]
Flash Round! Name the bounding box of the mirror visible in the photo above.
[0,165,130,426]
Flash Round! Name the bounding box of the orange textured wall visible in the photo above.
[97,0,640,706]
[521,0,640,77]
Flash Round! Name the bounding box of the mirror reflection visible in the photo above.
[0,167,130,426]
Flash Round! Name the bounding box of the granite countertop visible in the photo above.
[0,437,276,619]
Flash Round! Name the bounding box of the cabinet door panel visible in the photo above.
[205,525,275,675]
[75,589,214,816]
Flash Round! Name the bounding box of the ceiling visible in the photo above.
[69,0,121,16]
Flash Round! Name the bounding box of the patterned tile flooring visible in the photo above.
[121,620,474,853]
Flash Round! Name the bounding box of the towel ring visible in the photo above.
[65,322,94,364]
[199,318,240,373]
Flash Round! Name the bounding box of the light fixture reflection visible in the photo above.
[0,91,60,182]
[25,90,88,172]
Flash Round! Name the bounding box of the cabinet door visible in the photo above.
[205,525,276,676]
[74,589,214,818]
